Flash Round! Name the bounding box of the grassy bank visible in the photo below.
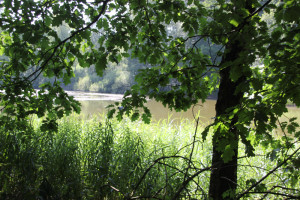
[0,115,298,199]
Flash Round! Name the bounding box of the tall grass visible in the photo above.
[0,114,299,199]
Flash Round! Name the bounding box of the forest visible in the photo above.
[0,0,299,199]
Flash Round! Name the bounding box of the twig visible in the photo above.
[26,0,111,82]
[244,0,273,22]
[236,147,300,199]
[183,104,201,181]
[249,191,299,199]
[260,185,300,200]
[130,155,192,197]
[171,166,211,200]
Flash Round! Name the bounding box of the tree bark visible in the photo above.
[208,1,256,198]
[208,40,246,199]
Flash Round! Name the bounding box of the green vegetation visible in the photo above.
[1,115,298,199]
[1,0,300,199]
[32,56,147,94]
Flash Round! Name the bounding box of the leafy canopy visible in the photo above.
[0,0,299,154]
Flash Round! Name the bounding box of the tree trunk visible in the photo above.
[208,40,246,199]
[208,1,256,198]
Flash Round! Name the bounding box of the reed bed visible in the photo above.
[0,114,298,199]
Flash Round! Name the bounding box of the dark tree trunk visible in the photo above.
[208,39,246,199]
[208,1,256,198]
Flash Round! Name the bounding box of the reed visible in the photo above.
[0,114,298,199]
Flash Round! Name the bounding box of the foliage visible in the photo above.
[0,115,298,199]
[0,115,202,199]
[31,56,147,94]
[0,0,300,199]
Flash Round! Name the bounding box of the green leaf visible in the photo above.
[254,183,267,192]
[107,109,116,119]
[40,119,58,132]
[229,66,242,82]
[201,124,212,141]
[131,112,139,121]
[229,19,239,27]
[4,0,11,8]
[0,46,4,56]
[271,29,282,41]
[52,16,63,27]
[57,110,64,118]
[222,145,235,163]
[283,6,300,22]
[78,57,89,68]
[97,18,109,29]
[251,79,263,90]
[95,55,107,76]
[44,16,52,26]
[142,113,150,124]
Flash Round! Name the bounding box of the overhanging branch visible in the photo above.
[26,0,111,82]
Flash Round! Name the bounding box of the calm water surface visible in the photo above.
[68,91,300,128]
[67,91,216,125]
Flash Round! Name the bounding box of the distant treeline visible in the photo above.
[32,57,148,94]
[31,56,219,98]
[23,22,221,95]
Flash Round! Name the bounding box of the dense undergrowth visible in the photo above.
[0,114,299,199]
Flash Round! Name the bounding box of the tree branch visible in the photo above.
[130,155,198,198]
[244,0,273,22]
[249,191,299,199]
[26,0,111,82]
[237,147,300,199]
[171,166,211,200]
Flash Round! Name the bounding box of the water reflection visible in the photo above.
[68,91,299,130]
[79,99,216,125]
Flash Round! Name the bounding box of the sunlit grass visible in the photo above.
[0,114,299,199]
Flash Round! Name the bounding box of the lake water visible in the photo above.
[68,91,300,129]
[67,91,216,125]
